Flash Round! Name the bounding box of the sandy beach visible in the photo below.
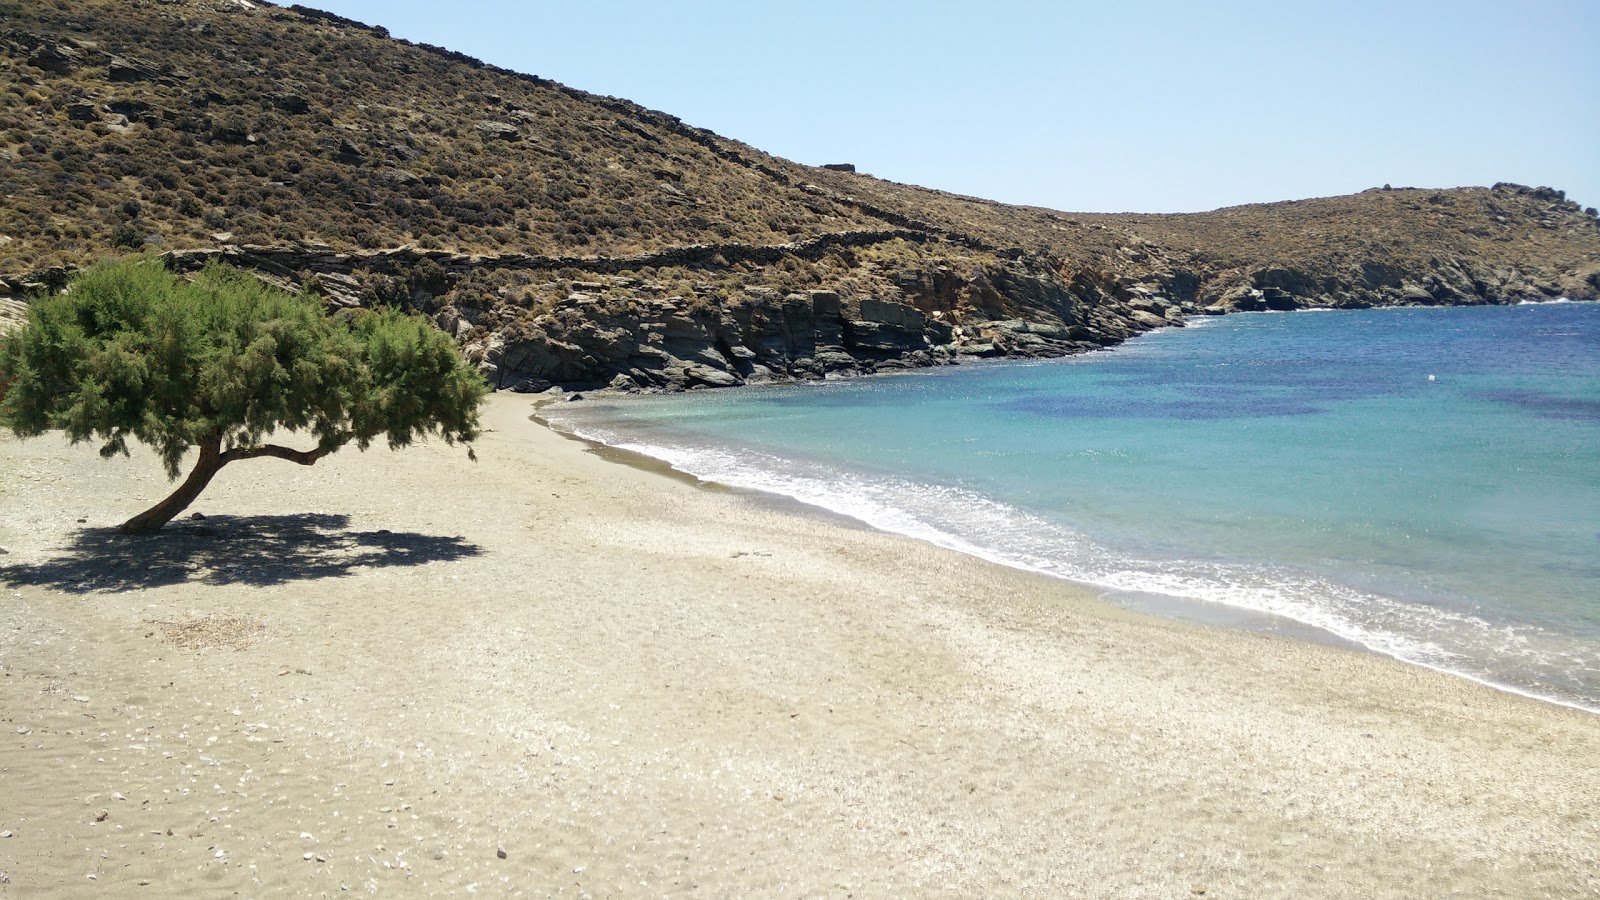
[1,392,1596,898]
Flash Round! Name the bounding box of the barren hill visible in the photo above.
[4,0,1598,390]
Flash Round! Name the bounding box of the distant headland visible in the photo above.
[3,1,1597,392]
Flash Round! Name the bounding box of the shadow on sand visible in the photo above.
[1,513,483,593]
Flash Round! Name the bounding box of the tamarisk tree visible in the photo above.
[0,257,487,534]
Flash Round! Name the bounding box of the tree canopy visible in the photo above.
[0,256,488,534]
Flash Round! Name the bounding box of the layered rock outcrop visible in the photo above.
[2,1,1597,391]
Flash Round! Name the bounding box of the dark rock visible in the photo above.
[859,297,925,330]
[107,57,164,83]
[1259,288,1298,311]
[333,138,365,165]
[28,43,79,75]
[809,290,841,318]
[475,120,520,141]
[844,319,925,353]
[821,163,856,173]
[272,93,311,114]
[107,99,152,117]
[815,348,859,372]
[504,377,551,393]
[66,102,100,122]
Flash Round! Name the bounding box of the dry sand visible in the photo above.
[1,393,1596,898]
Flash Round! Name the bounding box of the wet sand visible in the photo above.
[1,393,1596,897]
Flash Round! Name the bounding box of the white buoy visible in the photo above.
[1428,374,1436,382]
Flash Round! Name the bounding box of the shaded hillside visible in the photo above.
[3,0,1598,392]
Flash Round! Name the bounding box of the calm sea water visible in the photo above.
[545,303,1600,712]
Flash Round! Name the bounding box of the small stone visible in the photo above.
[1191,888,1207,896]
[496,847,507,859]
[93,809,109,822]
[190,512,206,520]
[113,792,125,801]
[214,849,225,859]
[73,696,89,703]
[300,832,312,840]
[316,854,326,863]
[303,852,313,861]
[0,831,12,838]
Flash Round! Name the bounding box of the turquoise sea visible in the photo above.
[544,302,1600,712]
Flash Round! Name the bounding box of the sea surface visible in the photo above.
[543,302,1600,712]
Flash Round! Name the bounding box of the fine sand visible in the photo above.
[1,393,1596,898]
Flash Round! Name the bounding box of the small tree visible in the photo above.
[0,257,487,534]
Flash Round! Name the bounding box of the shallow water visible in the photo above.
[545,302,1600,712]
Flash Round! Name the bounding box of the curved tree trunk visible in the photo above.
[116,432,352,535]
[118,434,228,535]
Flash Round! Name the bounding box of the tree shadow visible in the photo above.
[1,513,484,593]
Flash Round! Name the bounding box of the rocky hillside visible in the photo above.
[4,0,1598,392]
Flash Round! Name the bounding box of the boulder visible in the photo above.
[1129,309,1169,328]
[684,365,740,388]
[107,57,164,83]
[272,93,310,114]
[333,138,365,165]
[475,120,520,141]
[1259,288,1298,311]
[28,43,79,74]
[505,377,552,394]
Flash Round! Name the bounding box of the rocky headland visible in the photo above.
[2,1,1598,392]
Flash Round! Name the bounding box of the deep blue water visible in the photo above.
[545,302,1600,711]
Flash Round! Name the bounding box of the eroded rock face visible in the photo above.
[102,193,1591,394]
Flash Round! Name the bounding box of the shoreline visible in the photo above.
[540,387,1600,718]
[2,392,1596,896]
[543,403,1374,646]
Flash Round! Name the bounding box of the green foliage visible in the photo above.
[111,223,143,249]
[0,256,486,480]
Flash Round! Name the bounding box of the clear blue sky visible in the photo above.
[303,0,1598,214]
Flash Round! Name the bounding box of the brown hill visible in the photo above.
[4,0,1598,390]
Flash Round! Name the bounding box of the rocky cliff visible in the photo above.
[3,1,1598,392]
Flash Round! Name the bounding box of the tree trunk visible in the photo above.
[118,434,227,535]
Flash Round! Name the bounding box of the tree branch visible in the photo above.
[221,433,352,466]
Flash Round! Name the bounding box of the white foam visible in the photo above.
[548,411,1600,715]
